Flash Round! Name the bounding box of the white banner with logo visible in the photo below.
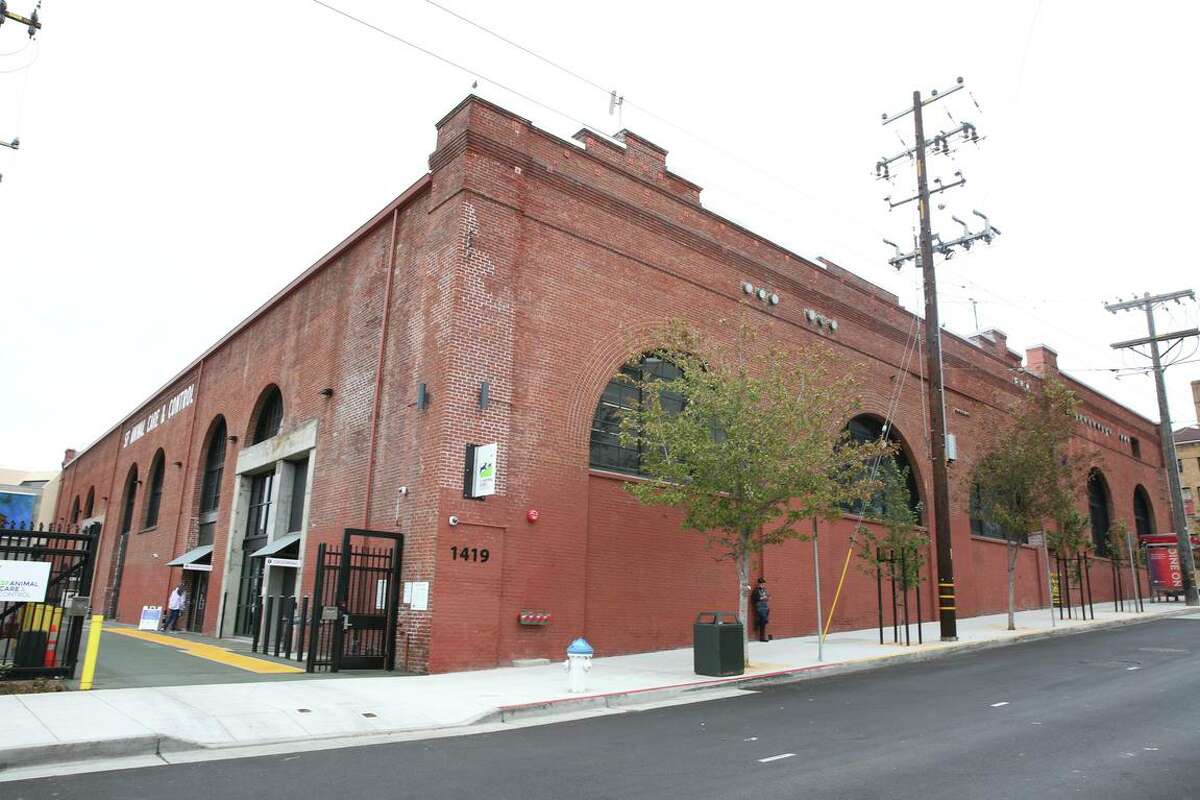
[0,560,52,602]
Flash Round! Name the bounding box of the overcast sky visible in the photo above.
[2,1,1199,470]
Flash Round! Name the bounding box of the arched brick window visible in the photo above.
[84,487,95,518]
[1088,469,1112,556]
[143,449,166,529]
[844,415,923,524]
[197,416,227,547]
[119,465,139,535]
[1133,485,1155,537]
[589,355,683,475]
[250,385,284,444]
[69,496,81,526]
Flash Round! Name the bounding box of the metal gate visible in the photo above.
[306,529,403,672]
[1,522,99,680]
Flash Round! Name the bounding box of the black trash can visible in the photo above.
[693,611,744,677]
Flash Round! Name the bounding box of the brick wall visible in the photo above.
[56,96,1168,673]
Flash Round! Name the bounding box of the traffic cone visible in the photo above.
[44,622,59,667]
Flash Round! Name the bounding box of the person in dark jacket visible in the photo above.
[752,577,771,642]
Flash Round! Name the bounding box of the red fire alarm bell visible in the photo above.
[526,508,539,523]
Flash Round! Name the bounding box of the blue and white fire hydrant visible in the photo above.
[564,637,593,693]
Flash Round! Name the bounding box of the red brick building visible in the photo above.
[55,96,1167,673]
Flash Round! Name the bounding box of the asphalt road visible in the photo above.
[11,616,1200,800]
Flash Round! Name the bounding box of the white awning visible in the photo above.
[248,532,301,559]
[165,544,213,568]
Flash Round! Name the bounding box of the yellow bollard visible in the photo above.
[79,614,104,690]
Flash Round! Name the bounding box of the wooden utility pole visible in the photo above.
[879,78,1000,641]
[912,91,958,641]
[1106,290,1200,606]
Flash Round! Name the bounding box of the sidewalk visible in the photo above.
[1,602,1191,774]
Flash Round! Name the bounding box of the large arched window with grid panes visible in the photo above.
[143,449,166,529]
[1088,469,1112,556]
[197,416,227,547]
[843,415,923,524]
[251,385,283,444]
[589,355,684,475]
[1133,484,1155,537]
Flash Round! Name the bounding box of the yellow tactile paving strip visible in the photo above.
[107,628,303,674]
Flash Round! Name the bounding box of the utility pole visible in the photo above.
[1105,290,1200,606]
[0,1,42,37]
[878,78,1001,642]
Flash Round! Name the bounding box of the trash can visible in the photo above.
[693,611,744,677]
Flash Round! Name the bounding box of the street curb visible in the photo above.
[2,607,1191,774]
[0,734,191,772]
[495,605,1196,720]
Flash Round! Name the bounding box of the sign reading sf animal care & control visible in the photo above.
[0,559,52,602]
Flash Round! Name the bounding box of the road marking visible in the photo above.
[1127,666,1140,671]
[990,701,1009,707]
[107,628,303,674]
[758,753,796,763]
[744,737,758,742]
[1144,747,1160,751]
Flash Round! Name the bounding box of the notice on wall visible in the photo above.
[0,559,51,602]
[403,582,413,604]
[463,442,498,499]
[375,579,388,610]
[410,581,430,611]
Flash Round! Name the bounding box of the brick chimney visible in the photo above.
[970,329,1023,368]
[1025,344,1059,377]
[1192,379,1200,424]
[571,127,702,204]
[62,448,77,467]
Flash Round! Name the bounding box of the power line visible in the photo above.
[420,0,892,242]
[313,0,895,277]
[307,0,618,144]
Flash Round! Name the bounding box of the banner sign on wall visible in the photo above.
[462,442,498,499]
[0,559,51,602]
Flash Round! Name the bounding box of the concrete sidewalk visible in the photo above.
[1,602,1191,775]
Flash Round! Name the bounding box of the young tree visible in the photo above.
[854,458,929,594]
[969,379,1090,630]
[617,321,889,660]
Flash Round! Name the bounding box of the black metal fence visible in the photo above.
[0,521,99,680]
[875,547,924,646]
[305,530,403,673]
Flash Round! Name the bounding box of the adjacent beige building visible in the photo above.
[1172,380,1200,533]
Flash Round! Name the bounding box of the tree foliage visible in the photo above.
[854,458,928,592]
[969,378,1092,629]
[616,320,890,657]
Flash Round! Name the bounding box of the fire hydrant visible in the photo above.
[564,637,593,693]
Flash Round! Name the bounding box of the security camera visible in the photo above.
[448,515,459,527]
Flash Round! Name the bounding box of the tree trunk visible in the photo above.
[1006,539,1019,631]
[738,538,750,666]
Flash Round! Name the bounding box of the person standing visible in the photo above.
[752,577,771,642]
[164,584,187,632]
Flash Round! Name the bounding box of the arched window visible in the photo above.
[1133,485,1155,537]
[1088,469,1112,556]
[589,355,683,475]
[119,465,139,535]
[69,496,81,526]
[251,386,284,444]
[84,487,95,518]
[197,417,227,547]
[844,415,923,524]
[143,450,166,529]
